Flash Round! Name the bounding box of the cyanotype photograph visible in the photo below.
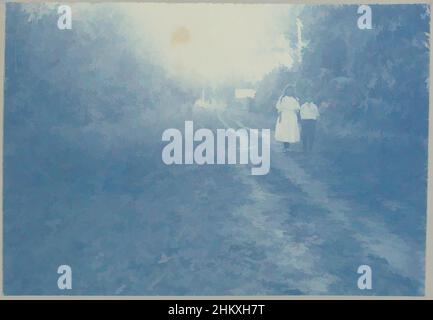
[2,2,430,296]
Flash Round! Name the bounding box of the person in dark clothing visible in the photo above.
[300,101,319,152]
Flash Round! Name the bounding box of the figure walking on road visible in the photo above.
[274,86,301,152]
[300,99,319,153]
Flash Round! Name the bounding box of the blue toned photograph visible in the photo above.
[3,2,430,296]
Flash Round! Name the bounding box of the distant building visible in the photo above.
[194,89,211,108]
[194,89,226,110]
[235,89,256,99]
[235,88,256,110]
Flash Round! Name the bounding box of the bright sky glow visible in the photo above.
[118,3,297,85]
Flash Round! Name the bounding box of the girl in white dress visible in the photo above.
[275,86,301,152]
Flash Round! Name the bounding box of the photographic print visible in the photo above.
[2,2,430,296]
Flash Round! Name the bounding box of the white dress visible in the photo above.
[274,96,301,143]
